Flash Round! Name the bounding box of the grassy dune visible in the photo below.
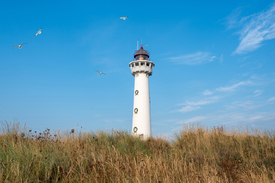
[0,121,275,182]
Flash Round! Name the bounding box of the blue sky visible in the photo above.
[1,0,275,137]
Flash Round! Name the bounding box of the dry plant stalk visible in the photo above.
[0,121,275,182]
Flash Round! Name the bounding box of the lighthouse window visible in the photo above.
[134,108,138,113]
[135,63,139,66]
[146,63,149,66]
[141,62,144,66]
[132,64,134,67]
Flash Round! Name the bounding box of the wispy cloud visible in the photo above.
[177,96,219,113]
[224,100,264,110]
[220,113,275,126]
[209,56,216,61]
[216,81,253,92]
[253,89,263,97]
[203,89,214,96]
[238,56,251,62]
[224,104,236,110]
[169,52,216,65]
[185,96,219,106]
[219,54,224,63]
[177,112,275,126]
[268,97,275,102]
[177,116,207,124]
[104,118,126,123]
[229,4,275,54]
[225,8,243,29]
[236,101,262,110]
[178,106,200,112]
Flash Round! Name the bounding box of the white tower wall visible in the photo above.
[132,72,151,138]
[129,54,155,140]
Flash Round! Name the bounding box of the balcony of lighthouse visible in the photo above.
[129,60,155,76]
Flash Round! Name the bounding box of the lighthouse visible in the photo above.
[129,43,155,140]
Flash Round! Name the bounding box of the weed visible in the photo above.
[0,121,274,182]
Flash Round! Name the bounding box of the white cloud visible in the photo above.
[169,52,216,65]
[240,72,252,78]
[219,54,224,63]
[203,89,214,95]
[170,112,275,138]
[185,96,219,106]
[216,81,253,92]
[236,101,262,110]
[177,116,207,124]
[104,118,126,123]
[253,89,263,97]
[177,96,219,113]
[179,112,275,126]
[229,113,275,125]
[95,114,102,118]
[224,98,265,111]
[225,8,243,29]
[224,104,236,110]
[178,106,200,112]
[268,97,275,102]
[209,56,216,61]
[231,4,275,54]
[238,56,251,62]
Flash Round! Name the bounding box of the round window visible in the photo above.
[134,108,138,113]
[133,127,138,132]
[135,90,139,95]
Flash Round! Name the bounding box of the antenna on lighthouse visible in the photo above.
[146,44,148,50]
[141,39,143,47]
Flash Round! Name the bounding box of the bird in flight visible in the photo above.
[13,43,27,49]
[96,70,106,75]
[119,17,129,20]
[35,28,43,36]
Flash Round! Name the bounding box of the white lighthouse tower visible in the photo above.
[129,43,155,140]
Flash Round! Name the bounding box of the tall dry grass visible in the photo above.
[0,121,275,182]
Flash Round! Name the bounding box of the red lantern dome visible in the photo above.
[134,46,150,60]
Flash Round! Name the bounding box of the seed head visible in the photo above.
[20,133,25,138]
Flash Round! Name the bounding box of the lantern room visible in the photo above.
[134,46,150,61]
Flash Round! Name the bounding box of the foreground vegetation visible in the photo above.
[0,121,275,182]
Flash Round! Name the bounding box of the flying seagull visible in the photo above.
[35,27,42,36]
[119,17,129,20]
[96,70,106,75]
[13,43,27,49]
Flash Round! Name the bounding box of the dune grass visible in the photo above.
[0,121,275,182]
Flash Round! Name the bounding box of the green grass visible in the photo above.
[0,121,275,182]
